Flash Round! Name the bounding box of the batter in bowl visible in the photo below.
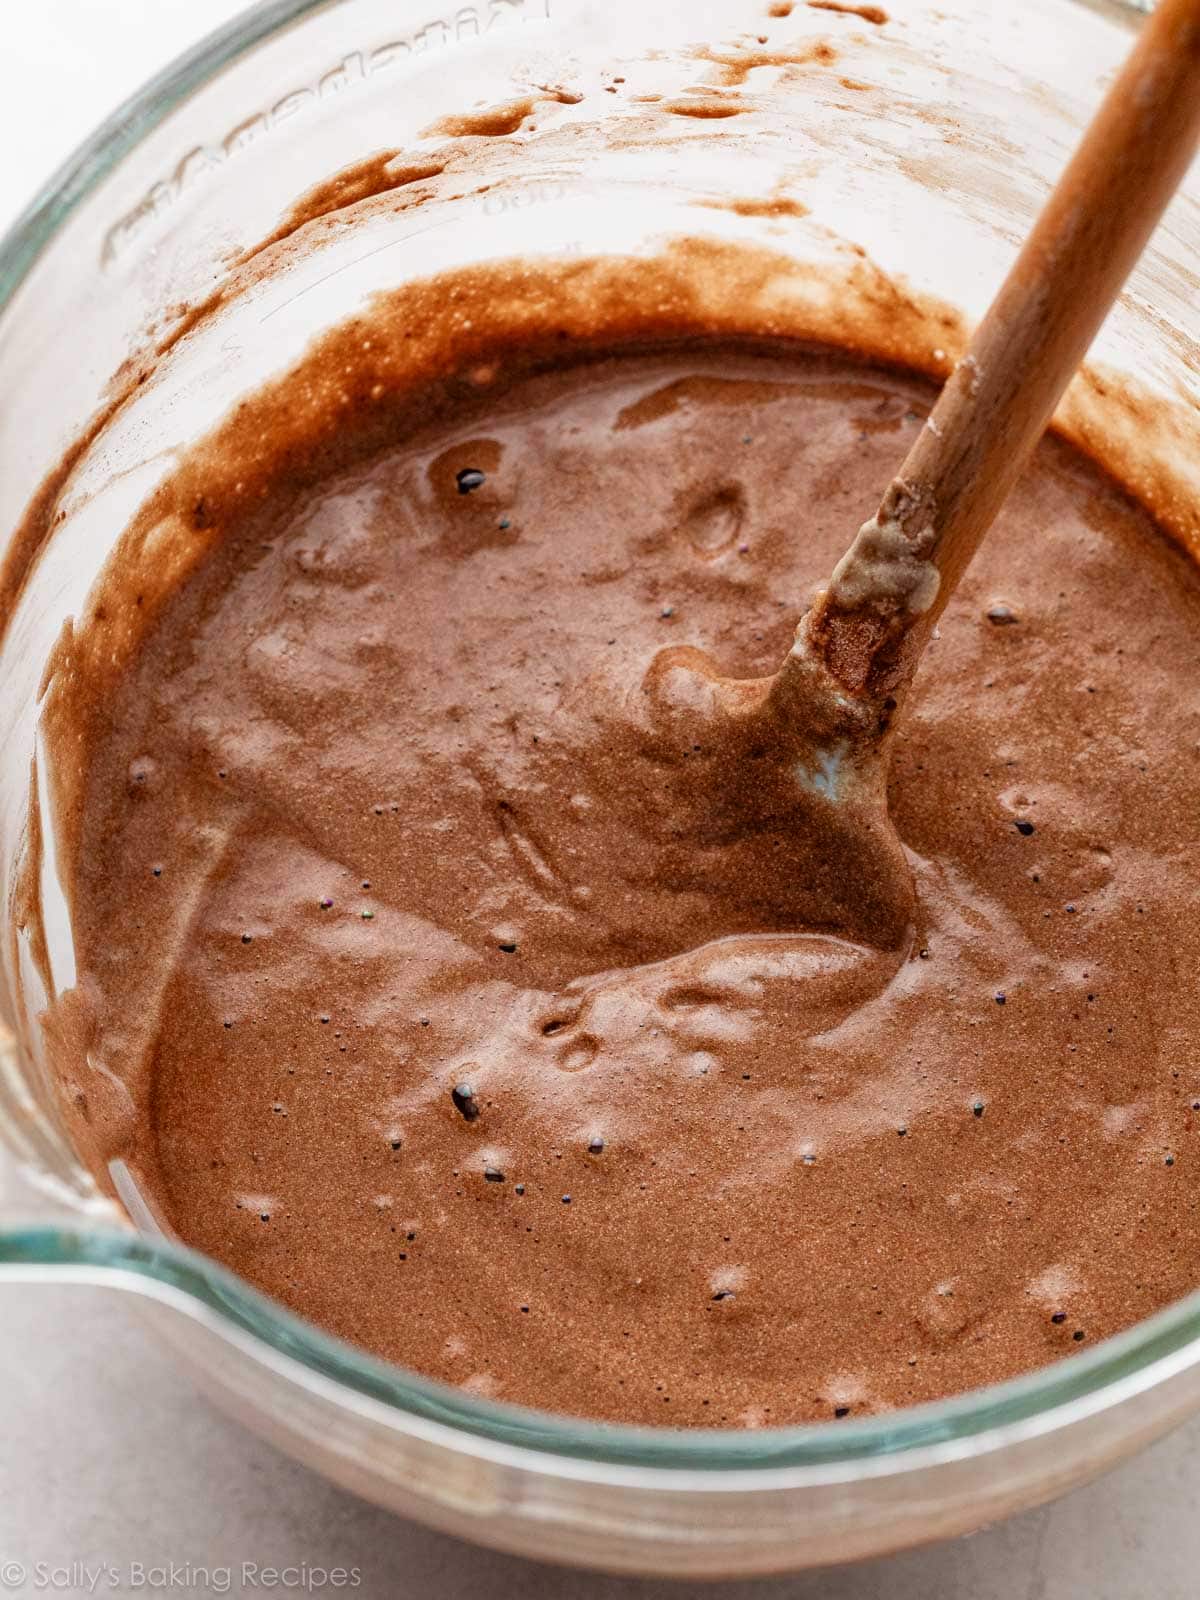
[41,325,1200,1427]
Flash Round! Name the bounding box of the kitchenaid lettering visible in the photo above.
[101,0,554,264]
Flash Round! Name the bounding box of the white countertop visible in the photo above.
[2,5,1198,1596]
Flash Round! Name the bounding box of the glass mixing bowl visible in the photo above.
[1,0,1196,1578]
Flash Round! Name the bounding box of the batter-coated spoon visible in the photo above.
[750,0,1200,945]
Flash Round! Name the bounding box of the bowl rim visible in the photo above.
[8,1216,1200,1477]
[3,0,1192,1480]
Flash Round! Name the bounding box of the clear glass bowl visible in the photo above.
[1,0,1196,1578]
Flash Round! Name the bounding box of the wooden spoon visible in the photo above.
[754,0,1200,943]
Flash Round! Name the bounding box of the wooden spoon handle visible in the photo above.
[807,0,1200,700]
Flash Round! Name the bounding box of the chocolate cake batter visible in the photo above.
[50,336,1200,1427]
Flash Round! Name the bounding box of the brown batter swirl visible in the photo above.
[50,340,1200,1426]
